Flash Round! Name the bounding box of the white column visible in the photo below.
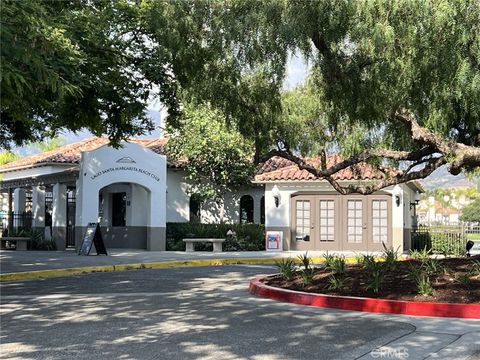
[13,188,26,213]
[31,186,45,228]
[52,183,67,250]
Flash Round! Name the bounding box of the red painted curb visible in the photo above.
[249,276,480,319]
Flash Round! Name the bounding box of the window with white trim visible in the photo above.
[347,200,363,243]
[319,200,335,242]
[372,200,388,243]
[295,200,310,241]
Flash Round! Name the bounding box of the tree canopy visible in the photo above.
[2,0,479,193]
[166,104,255,201]
[460,198,480,223]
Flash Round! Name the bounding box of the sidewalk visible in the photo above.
[0,249,383,274]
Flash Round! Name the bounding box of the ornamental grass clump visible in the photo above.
[471,260,480,277]
[326,275,346,291]
[330,256,346,275]
[275,258,296,280]
[417,274,434,296]
[360,254,377,271]
[297,252,311,270]
[408,247,431,261]
[323,252,335,270]
[456,273,471,286]
[382,243,399,270]
[298,252,314,286]
[365,261,384,294]
[421,258,445,276]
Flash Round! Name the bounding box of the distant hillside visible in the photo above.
[420,166,478,190]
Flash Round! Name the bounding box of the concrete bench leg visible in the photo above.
[185,242,195,252]
[213,242,223,252]
[16,240,28,251]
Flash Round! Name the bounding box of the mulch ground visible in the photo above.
[265,255,480,304]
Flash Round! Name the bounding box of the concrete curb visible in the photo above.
[0,256,361,282]
[249,276,480,319]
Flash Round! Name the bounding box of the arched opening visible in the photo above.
[240,195,254,224]
[98,182,151,248]
[189,195,202,223]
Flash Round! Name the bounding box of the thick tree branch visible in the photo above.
[395,110,480,175]
[323,156,446,195]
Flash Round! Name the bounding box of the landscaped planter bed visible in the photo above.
[265,256,480,304]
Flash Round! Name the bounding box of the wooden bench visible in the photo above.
[0,237,31,251]
[183,238,225,253]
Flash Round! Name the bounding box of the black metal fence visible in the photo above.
[411,224,480,255]
[0,212,33,236]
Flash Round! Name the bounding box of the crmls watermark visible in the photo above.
[371,347,409,359]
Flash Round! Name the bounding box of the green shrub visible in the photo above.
[412,227,467,256]
[165,222,265,251]
[471,260,480,277]
[408,247,431,260]
[421,258,445,276]
[8,228,56,250]
[382,243,399,270]
[275,258,296,280]
[301,268,314,286]
[456,273,471,286]
[366,267,384,294]
[323,252,335,269]
[326,275,346,291]
[330,256,346,275]
[360,254,377,271]
[297,252,311,270]
[364,260,384,294]
[417,275,434,296]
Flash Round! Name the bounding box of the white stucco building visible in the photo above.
[0,137,422,253]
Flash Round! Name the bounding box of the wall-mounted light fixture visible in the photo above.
[272,185,280,208]
[409,191,421,210]
[392,185,402,207]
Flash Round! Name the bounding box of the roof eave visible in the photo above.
[0,162,78,174]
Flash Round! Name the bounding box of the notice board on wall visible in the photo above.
[266,231,283,251]
[78,222,108,256]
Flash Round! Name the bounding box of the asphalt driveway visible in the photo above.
[1,265,479,360]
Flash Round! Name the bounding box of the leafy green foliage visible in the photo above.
[324,256,346,275]
[417,275,434,297]
[7,228,56,250]
[301,268,314,286]
[382,243,399,270]
[365,266,384,294]
[460,199,480,223]
[409,247,432,260]
[297,252,311,270]
[1,0,155,148]
[359,254,377,270]
[471,260,480,277]
[421,258,445,276]
[455,273,471,286]
[275,258,296,280]
[0,152,20,166]
[326,275,346,291]
[166,105,255,204]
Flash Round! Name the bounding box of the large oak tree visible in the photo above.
[2,0,479,194]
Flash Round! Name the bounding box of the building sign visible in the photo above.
[79,222,108,256]
[266,231,283,251]
[89,166,161,182]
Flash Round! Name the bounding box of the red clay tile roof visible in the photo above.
[0,137,169,172]
[255,156,395,182]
